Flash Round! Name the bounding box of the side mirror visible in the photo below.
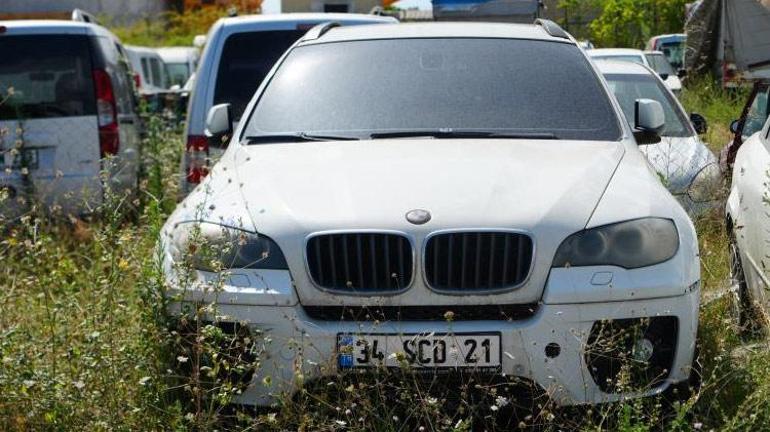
[193,34,207,49]
[690,112,708,134]
[730,119,741,134]
[660,73,670,81]
[677,69,687,79]
[205,103,233,148]
[634,98,665,145]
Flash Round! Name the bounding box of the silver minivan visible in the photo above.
[0,13,142,220]
[179,13,397,195]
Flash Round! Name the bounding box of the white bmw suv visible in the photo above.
[162,21,700,407]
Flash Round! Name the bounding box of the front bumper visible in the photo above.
[168,286,699,407]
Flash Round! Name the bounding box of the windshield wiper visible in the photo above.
[368,130,558,140]
[243,133,360,144]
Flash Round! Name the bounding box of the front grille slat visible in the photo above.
[355,234,365,289]
[425,231,533,292]
[314,238,324,286]
[384,235,391,289]
[501,235,511,284]
[327,236,337,287]
[307,233,412,292]
[474,233,483,289]
[487,234,497,288]
[397,238,405,289]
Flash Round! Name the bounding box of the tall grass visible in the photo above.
[0,81,768,431]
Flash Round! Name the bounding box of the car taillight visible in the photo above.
[133,72,141,89]
[93,69,119,157]
[722,62,739,87]
[186,135,209,184]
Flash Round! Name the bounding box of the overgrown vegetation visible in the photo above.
[109,7,231,47]
[558,0,689,48]
[0,79,768,431]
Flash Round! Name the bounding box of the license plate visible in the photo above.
[337,333,501,372]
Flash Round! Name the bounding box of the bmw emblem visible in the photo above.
[406,209,431,225]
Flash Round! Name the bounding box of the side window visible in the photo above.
[744,86,770,139]
[141,58,150,83]
[149,58,162,88]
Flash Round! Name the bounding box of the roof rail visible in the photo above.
[301,22,340,41]
[72,9,98,25]
[534,19,570,40]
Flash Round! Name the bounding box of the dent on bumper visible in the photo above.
[169,286,699,407]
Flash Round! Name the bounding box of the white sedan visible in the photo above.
[589,48,683,94]
[726,105,770,332]
[596,60,721,216]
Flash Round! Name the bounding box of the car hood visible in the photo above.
[178,138,626,306]
[639,135,717,194]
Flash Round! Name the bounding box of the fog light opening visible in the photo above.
[632,338,654,363]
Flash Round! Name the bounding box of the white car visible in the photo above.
[726,106,770,332]
[0,13,142,220]
[589,48,683,94]
[596,60,720,215]
[179,13,398,196]
[124,45,170,95]
[162,21,700,407]
[156,46,199,88]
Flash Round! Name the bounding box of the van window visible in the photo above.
[149,58,164,88]
[141,58,150,84]
[0,35,95,120]
[213,30,307,120]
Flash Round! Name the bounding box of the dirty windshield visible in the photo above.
[244,38,621,141]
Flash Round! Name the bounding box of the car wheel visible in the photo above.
[729,234,761,337]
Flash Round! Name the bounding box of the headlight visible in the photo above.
[172,222,288,271]
[687,163,722,203]
[552,218,679,269]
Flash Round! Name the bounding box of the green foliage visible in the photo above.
[558,0,689,48]
[109,7,229,47]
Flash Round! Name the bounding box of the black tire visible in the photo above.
[728,232,762,338]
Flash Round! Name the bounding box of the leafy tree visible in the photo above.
[558,0,689,48]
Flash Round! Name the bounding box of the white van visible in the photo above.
[125,45,169,96]
[0,15,142,220]
[179,13,398,195]
[156,46,199,88]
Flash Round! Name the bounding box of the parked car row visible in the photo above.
[4,9,770,413]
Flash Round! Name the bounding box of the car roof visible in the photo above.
[300,22,573,46]
[594,59,654,76]
[0,19,110,36]
[216,13,396,30]
[125,45,163,57]
[588,48,645,57]
[156,46,198,62]
[649,33,686,42]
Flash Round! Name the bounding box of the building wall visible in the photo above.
[281,0,380,14]
[0,0,170,24]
